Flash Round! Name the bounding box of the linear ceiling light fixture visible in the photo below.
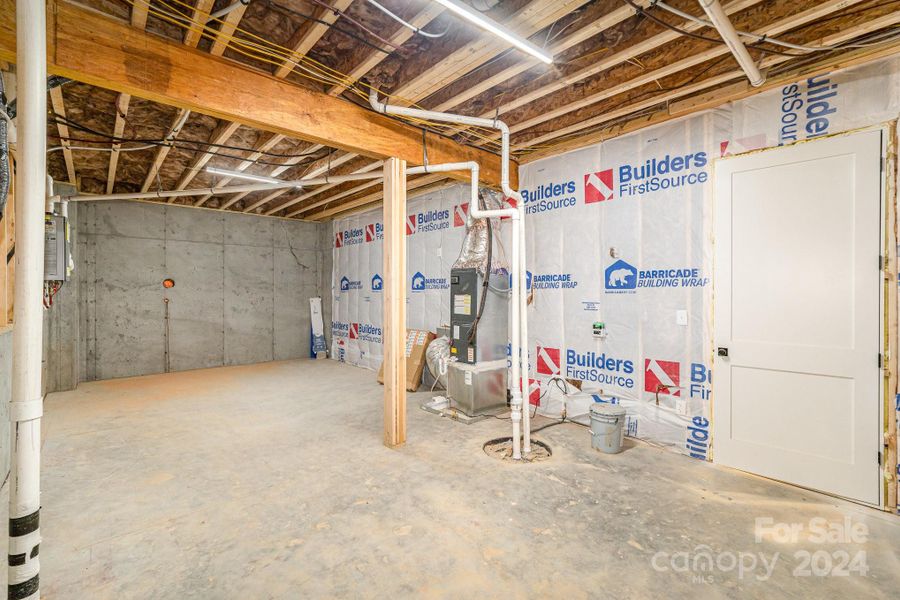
[429,0,553,64]
[206,166,303,188]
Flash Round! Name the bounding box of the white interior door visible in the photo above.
[713,129,883,505]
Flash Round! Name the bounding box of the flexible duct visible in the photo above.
[425,336,451,389]
[452,188,507,274]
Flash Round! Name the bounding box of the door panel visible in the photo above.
[713,129,882,505]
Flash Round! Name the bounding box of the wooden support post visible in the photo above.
[383,157,406,448]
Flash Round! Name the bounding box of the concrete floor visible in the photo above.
[8,359,900,598]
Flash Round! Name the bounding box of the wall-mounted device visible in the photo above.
[44,214,69,282]
[592,321,607,339]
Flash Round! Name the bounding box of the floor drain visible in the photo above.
[483,437,552,462]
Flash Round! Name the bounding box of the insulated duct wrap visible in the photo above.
[425,336,451,389]
[452,189,508,275]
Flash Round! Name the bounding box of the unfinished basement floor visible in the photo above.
[6,360,899,598]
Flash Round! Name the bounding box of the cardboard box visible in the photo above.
[377,329,436,392]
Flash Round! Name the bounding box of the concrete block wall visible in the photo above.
[77,201,326,381]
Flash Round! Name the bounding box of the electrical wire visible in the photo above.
[364,0,449,38]
[300,0,401,50]
[49,114,322,158]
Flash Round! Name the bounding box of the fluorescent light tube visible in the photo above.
[206,166,302,187]
[430,0,553,64]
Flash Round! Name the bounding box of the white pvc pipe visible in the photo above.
[371,89,528,458]
[9,1,46,597]
[698,0,765,86]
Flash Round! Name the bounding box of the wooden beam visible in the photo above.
[209,2,249,57]
[308,173,445,220]
[171,120,241,198]
[106,92,131,194]
[141,107,190,192]
[273,0,354,79]
[519,24,900,162]
[383,157,406,448]
[325,3,444,97]
[48,86,76,184]
[183,0,216,48]
[0,1,510,188]
[130,0,149,29]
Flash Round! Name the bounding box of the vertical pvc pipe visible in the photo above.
[9,1,47,598]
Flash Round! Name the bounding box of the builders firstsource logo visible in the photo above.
[588,151,709,202]
[644,359,712,401]
[779,75,838,145]
[332,321,349,338]
[411,271,448,291]
[585,170,614,203]
[349,322,382,343]
[407,208,450,235]
[453,203,469,227]
[339,226,364,247]
[521,179,577,215]
[605,259,709,294]
[537,345,635,388]
[339,276,362,292]
[365,222,383,243]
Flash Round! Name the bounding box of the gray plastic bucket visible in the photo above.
[589,403,627,454]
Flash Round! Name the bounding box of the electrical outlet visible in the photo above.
[676,310,688,326]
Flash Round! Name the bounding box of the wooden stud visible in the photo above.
[273,0,354,79]
[106,92,131,194]
[183,0,216,49]
[48,86,75,184]
[243,149,357,213]
[0,155,12,327]
[209,2,249,57]
[141,108,190,192]
[279,161,385,217]
[885,123,898,512]
[383,157,407,448]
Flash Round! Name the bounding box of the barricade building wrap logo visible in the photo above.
[411,271,449,292]
[531,271,578,290]
[339,275,362,292]
[521,180,577,215]
[779,75,838,145]
[365,222,383,243]
[605,259,637,292]
[605,259,709,293]
[585,170,614,203]
[407,208,450,235]
[371,273,383,291]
